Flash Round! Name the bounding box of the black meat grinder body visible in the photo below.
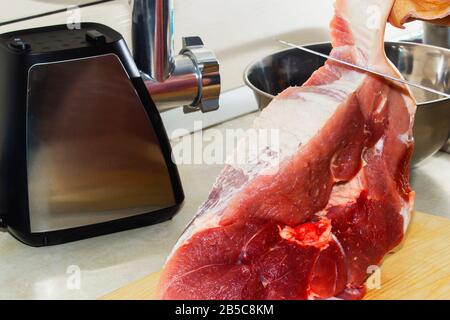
[0,23,184,246]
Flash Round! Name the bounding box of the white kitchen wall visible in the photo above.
[0,0,421,92]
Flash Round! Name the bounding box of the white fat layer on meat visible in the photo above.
[400,205,410,233]
[375,96,387,113]
[254,76,364,160]
[374,137,385,154]
[331,233,346,257]
[255,98,335,159]
[398,132,410,144]
[400,196,414,233]
[327,79,361,92]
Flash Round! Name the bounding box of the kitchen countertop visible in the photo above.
[0,93,449,299]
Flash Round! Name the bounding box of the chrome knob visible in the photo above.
[181,37,221,113]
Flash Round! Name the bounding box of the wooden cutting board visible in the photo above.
[102,211,450,300]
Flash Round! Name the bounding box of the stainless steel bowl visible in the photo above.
[244,41,450,166]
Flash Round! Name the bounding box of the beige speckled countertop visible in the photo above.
[0,104,449,300]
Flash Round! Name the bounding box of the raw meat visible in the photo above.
[389,0,450,27]
[158,0,416,300]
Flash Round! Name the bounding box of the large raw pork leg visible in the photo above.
[157,0,416,300]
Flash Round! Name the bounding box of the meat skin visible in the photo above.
[157,0,416,300]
